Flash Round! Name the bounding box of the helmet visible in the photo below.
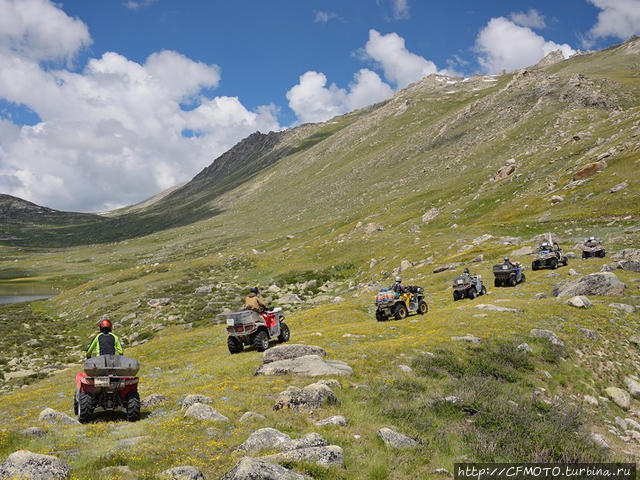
[504,257,509,261]
[463,268,470,274]
[395,276,402,283]
[99,318,112,331]
[250,287,259,294]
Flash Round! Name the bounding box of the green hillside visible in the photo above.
[0,39,639,479]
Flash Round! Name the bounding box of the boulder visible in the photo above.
[237,428,293,454]
[400,260,412,272]
[0,450,71,480]
[239,412,266,424]
[615,249,640,262]
[255,355,353,377]
[279,293,302,304]
[474,304,518,313]
[183,403,228,422]
[451,335,481,344]
[578,327,599,341]
[181,394,212,410]
[511,246,535,256]
[605,387,630,410]
[573,161,607,180]
[610,182,628,193]
[567,296,592,308]
[610,303,635,314]
[432,263,460,274]
[141,394,167,409]
[568,268,579,276]
[221,457,311,480]
[530,329,564,347]
[20,427,45,437]
[38,408,79,425]
[493,163,516,181]
[273,383,339,412]
[553,272,626,297]
[159,467,206,480]
[377,427,419,448]
[262,445,344,468]
[148,298,171,307]
[551,195,564,204]
[624,377,640,400]
[421,208,440,223]
[364,223,384,234]
[314,415,348,426]
[619,260,640,272]
[263,345,325,364]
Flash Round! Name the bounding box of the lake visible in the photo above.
[0,284,56,305]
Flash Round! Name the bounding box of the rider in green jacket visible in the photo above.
[87,318,123,358]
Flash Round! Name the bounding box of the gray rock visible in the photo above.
[183,403,228,422]
[315,379,341,389]
[551,195,564,204]
[239,411,266,424]
[237,428,293,454]
[511,246,535,257]
[615,249,640,262]
[624,377,640,400]
[282,433,329,451]
[255,355,353,376]
[578,327,599,340]
[364,223,384,234]
[433,263,460,274]
[432,468,453,477]
[517,343,532,353]
[0,450,71,479]
[38,408,79,425]
[262,345,326,364]
[182,394,212,410]
[274,383,339,412]
[619,260,640,272]
[221,457,311,480]
[279,293,302,304]
[148,298,171,307]
[474,304,518,313]
[400,260,412,272]
[421,208,440,223]
[629,334,640,346]
[567,296,592,308]
[397,364,413,373]
[583,395,599,406]
[159,466,206,480]
[262,445,344,467]
[625,418,640,432]
[590,433,610,449]
[20,427,45,437]
[472,255,484,263]
[195,285,213,295]
[451,334,481,344]
[610,303,635,314]
[568,268,579,276]
[565,252,577,259]
[377,427,419,449]
[141,394,168,409]
[553,272,626,297]
[314,415,348,426]
[530,329,564,347]
[605,387,630,410]
[610,181,628,193]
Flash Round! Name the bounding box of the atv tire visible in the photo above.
[562,257,568,266]
[550,258,558,269]
[453,290,461,301]
[253,331,270,352]
[394,303,408,320]
[521,273,526,283]
[278,322,290,343]
[582,251,588,259]
[468,288,477,300]
[418,301,428,314]
[227,336,243,354]
[376,310,387,321]
[73,394,78,415]
[599,250,606,258]
[494,278,501,288]
[532,261,539,271]
[126,392,141,422]
[77,391,94,424]
[509,275,517,287]
[480,285,487,296]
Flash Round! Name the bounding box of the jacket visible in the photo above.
[245,293,267,312]
[87,332,123,357]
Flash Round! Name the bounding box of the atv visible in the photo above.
[493,262,526,287]
[375,285,428,321]
[531,242,568,270]
[74,355,140,424]
[226,308,290,354]
[582,237,606,259]
[452,273,486,301]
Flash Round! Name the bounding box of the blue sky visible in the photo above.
[0,0,638,211]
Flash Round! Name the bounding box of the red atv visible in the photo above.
[74,355,141,423]
[226,308,290,353]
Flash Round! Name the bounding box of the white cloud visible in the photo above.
[313,11,340,24]
[0,0,280,212]
[286,69,393,124]
[363,29,439,88]
[391,0,410,20]
[509,9,547,29]
[124,0,157,11]
[475,17,576,74]
[586,0,640,44]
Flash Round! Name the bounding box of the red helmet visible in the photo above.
[99,318,112,331]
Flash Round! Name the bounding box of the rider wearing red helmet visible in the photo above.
[86,317,123,358]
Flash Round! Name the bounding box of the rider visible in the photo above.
[86,318,123,358]
[463,267,471,275]
[245,287,267,313]
[392,276,408,295]
[504,256,515,267]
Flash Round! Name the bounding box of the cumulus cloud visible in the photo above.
[586,0,640,44]
[363,29,439,88]
[313,11,340,24]
[286,69,393,124]
[475,17,576,74]
[509,8,547,29]
[0,0,280,211]
[391,0,410,20]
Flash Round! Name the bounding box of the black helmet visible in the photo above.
[463,268,470,274]
[250,287,259,294]
[504,256,509,261]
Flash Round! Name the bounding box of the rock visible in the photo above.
[551,195,564,204]
[332,296,344,303]
[565,252,577,259]
[530,329,564,347]
[533,293,548,300]
[159,466,206,480]
[615,248,640,262]
[629,334,640,346]
[493,163,516,181]
[553,272,626,297]
[314,415,348,426]
[610,303,635,314]
[118,436,149,449]
[573,161,607,180]
[100,466,137,480]
[182,394,212,410]
[568,268,579,276]
[432,263,460,274]
[286,235,295,240]
[624,377,640,400]
[432,468,453,477]
[148,298,171,307]
[256,355,353,377]
[263,344,325,364]
[511,246,535,256]
[400,260,412,272]
[38,408,79,425]
[20,427,45,437]
[610,181,628,193]
[300,279,317,290]
[262,445,344,468]
[600,263,618,272]
[195,285,213,295]
[397,364,413,373]
[273,383,339,412]
[619,260,640,272]
[451,334,481,344]
[625,418,640,432]
[377,427,419,449]
[474,304,518,313]
[369,258,378,269]
[279,293,302,304]
[184,403,228,422]
[567,296,592,308]
[239,411,266,424]
[472,254,484,263]
[472,234,493,245]
[583,395,599,406]
[578,327,599,340]
[605,387,630,410]
[141,394,168,409]
[221,457,311,480]
[267,284,281,293]
[237,428,292,454]
[364,223,384,234]
[517,343,532,353]
[0,450,71,479]
[590,433,610,449]
[421,208,440,223]
[316,379,341,389]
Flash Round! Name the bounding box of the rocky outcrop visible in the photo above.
[181,394,212,410]
[256,355,352,377]
[159,466,206,480]
[183,403,228,422]
[38,408,79,425]
[263,344,325,364]
[530,329,564,347]
[567,296,592,308]
[0,450,71,479]
[377,427,420,448]
[573,161,606,180]
[421,208,440,223]
[553,272,626,297]
[605,387,630,410]
[142,394,167,409]
[273,383,339,412]
[535,49,565,67]
[221,457,311,480]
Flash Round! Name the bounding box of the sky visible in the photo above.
[0,0,639,212]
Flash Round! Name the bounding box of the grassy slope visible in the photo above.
[0,40,639,478]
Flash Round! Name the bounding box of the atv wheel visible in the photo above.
[532,261,538,271]
[509,275,517,287]
[418,301,428,314]
[599,250,606,258]
[550,258,558,269]
[582,252,587,259]
[393,303,408,320]
[480,285,487,296]
[227,336,243,354]
[253,331,270,352]
[77,391,94,424]
[494,278,501,288]
[126,392,141,422]
[453,290,461,301]
[376,310,387,321]
[278,322,290,343]
[562,257,568,266]
[468,288,477,300]
[521,273,526,283]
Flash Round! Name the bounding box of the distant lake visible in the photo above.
[0,284,56,305]
[0,295,55,305]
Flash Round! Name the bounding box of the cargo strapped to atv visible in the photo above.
[83,355,139,377]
